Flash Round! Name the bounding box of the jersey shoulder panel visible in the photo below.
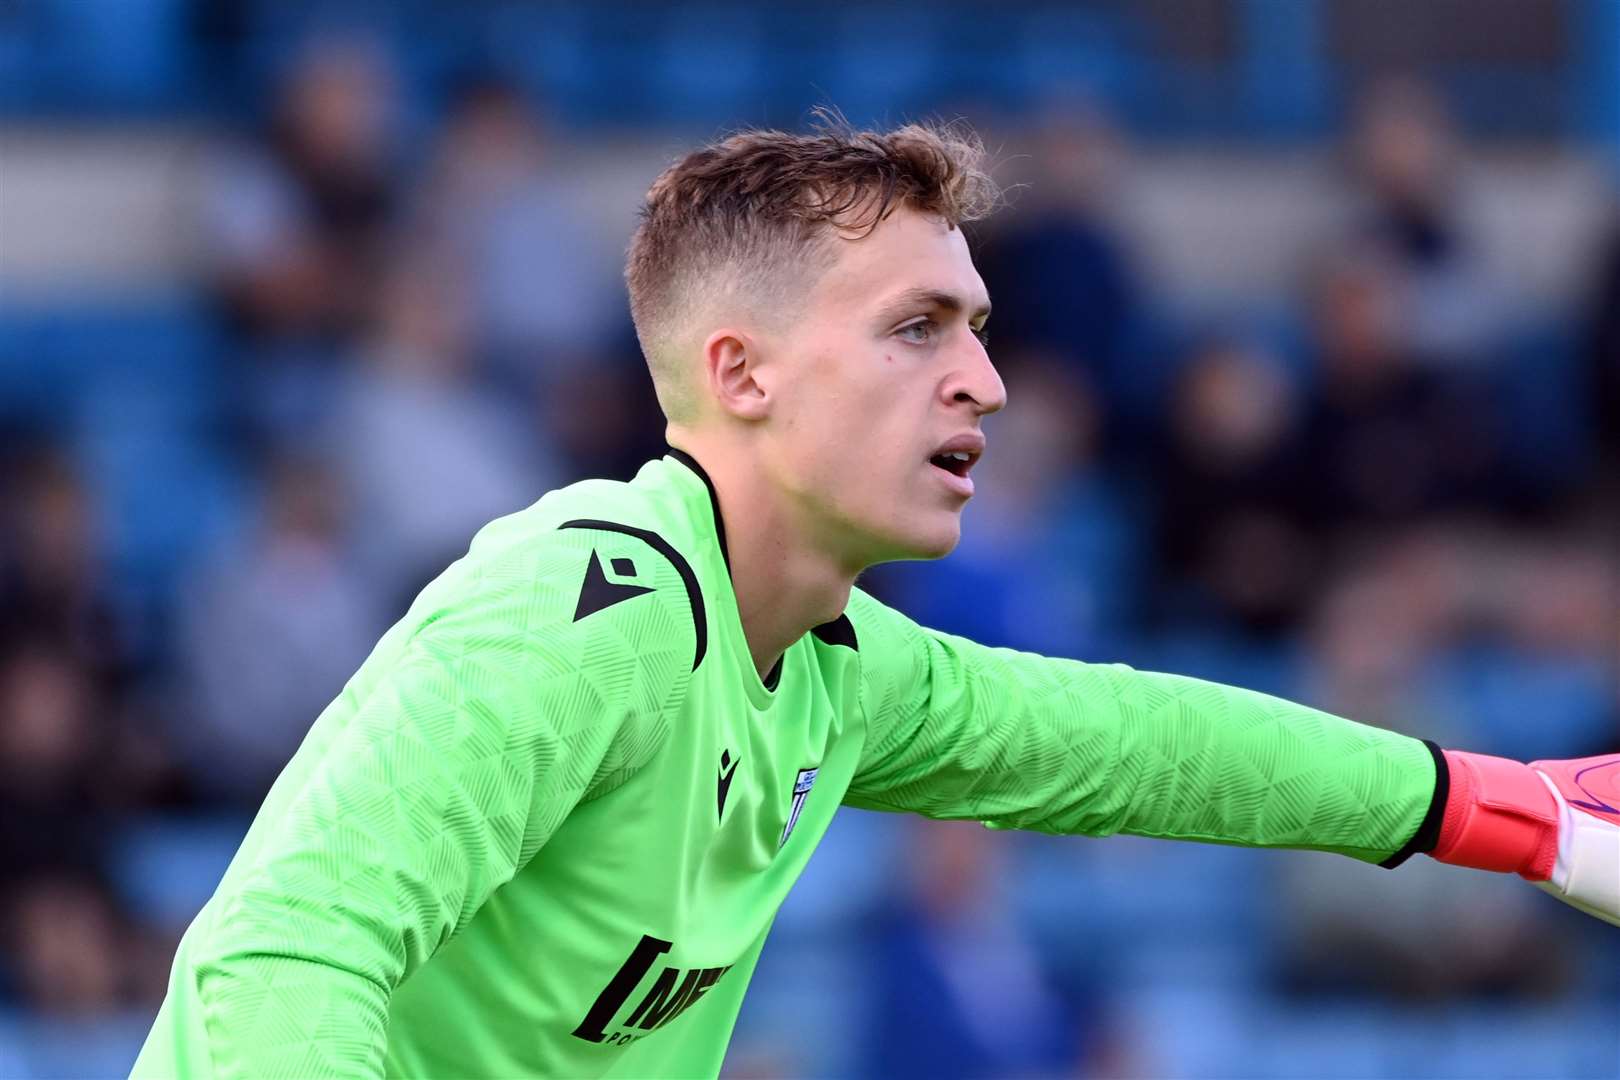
[401,475,706,798]
[842,584,917,641]
[453,470,711,657]
[841,585,927,712]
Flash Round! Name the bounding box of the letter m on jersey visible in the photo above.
[624,964,729,1030]
[572,935,733,1045]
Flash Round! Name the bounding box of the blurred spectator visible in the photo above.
[1488,536,1616,660]
[0,445,183,880]
[1275,851,1571,1001]
[1278,544,1580,1003]
[1150,336,1317,637]
[205,34,401,345]
[3,871,137,1015]
[414,76,625,393]
[1448,531,1619,761]
[1295,540,1468,739]
[329,261,557,607]
[410,75,665,481]
[0,646,106,876]
[1584,217,1620,476]
[539,349,672,481]
[857,820,1086,1079]
[977,104,1144,437]
[0,445,132,686]
[0,638,184,1018]
[1297,245,1507,537]
[174,453,383,804]
[1341,78,1504,365]
[202,34,404,446]
[1295,527,1616,760]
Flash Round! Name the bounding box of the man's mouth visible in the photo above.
[928,451,975,478]
[927,434,984,497]
[929,457,975,498]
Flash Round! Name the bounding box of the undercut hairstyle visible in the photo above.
[626,118,1002,422]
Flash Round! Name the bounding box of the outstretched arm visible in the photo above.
[843,587,1436,864]
[844,588,1619,924]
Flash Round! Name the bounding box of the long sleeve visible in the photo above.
[135,525,695,1079]
[843,588,1436,863]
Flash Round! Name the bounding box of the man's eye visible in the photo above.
[972,324,990,347]
[897,320,936,344]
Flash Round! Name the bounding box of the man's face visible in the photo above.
[756,206,1005,569]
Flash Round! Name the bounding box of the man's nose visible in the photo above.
[944,337,1007,416]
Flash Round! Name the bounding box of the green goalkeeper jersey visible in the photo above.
[133,448,1439,1079]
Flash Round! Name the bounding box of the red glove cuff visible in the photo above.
[1431,750,1559,881]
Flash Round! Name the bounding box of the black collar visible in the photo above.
[666,445,730,572]
[666,445,783,689]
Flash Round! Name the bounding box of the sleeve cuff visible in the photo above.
[1378,738,1450,869]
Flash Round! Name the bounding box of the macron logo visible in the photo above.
[573,550,653,622]
[717,749,740,821]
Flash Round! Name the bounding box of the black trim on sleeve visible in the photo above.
[665,446,730,572]
[560,519,706,672]
[1379,739,1450,869]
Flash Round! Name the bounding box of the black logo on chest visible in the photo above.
[717,749,740,821]
[571,935,735,1048]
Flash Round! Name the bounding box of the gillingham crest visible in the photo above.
[779,767,819,847]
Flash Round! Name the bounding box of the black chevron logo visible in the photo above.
[572,550,654,622]
[717,749,740,821]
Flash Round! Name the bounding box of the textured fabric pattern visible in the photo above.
[844,588,1436,863]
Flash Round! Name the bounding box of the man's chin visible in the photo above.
[911,528,961,561]
[865,521,962,566]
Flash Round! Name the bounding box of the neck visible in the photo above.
[670,439,855,683]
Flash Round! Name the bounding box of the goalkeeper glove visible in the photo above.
[1429,751,1619,927]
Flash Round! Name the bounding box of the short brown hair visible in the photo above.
[626,117,1001,422]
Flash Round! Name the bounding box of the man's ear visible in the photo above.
[703,330,771,421]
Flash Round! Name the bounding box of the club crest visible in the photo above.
[779,767,819,848]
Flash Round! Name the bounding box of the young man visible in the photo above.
[135,121,1617,1079]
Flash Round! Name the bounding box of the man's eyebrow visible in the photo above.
[873,287,992,325]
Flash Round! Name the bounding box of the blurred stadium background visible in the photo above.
[1,1,1618,1076]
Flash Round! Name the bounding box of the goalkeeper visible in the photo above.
[133,120,1618,1079]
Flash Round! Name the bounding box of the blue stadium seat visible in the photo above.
[650,6,769,126]
[0,295,216,426]
[74,375,246,595]
[33,0,191,112]
[1001,8,1139,116]
[480,5,593,122]
[1492,319,1593,492]
[1139,631,1305,702]
[809,6,950,126]
[0,1009,152,1080]
[108,815,251,932]
[1247,1004,1620,1080]
[0,295,247,602]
